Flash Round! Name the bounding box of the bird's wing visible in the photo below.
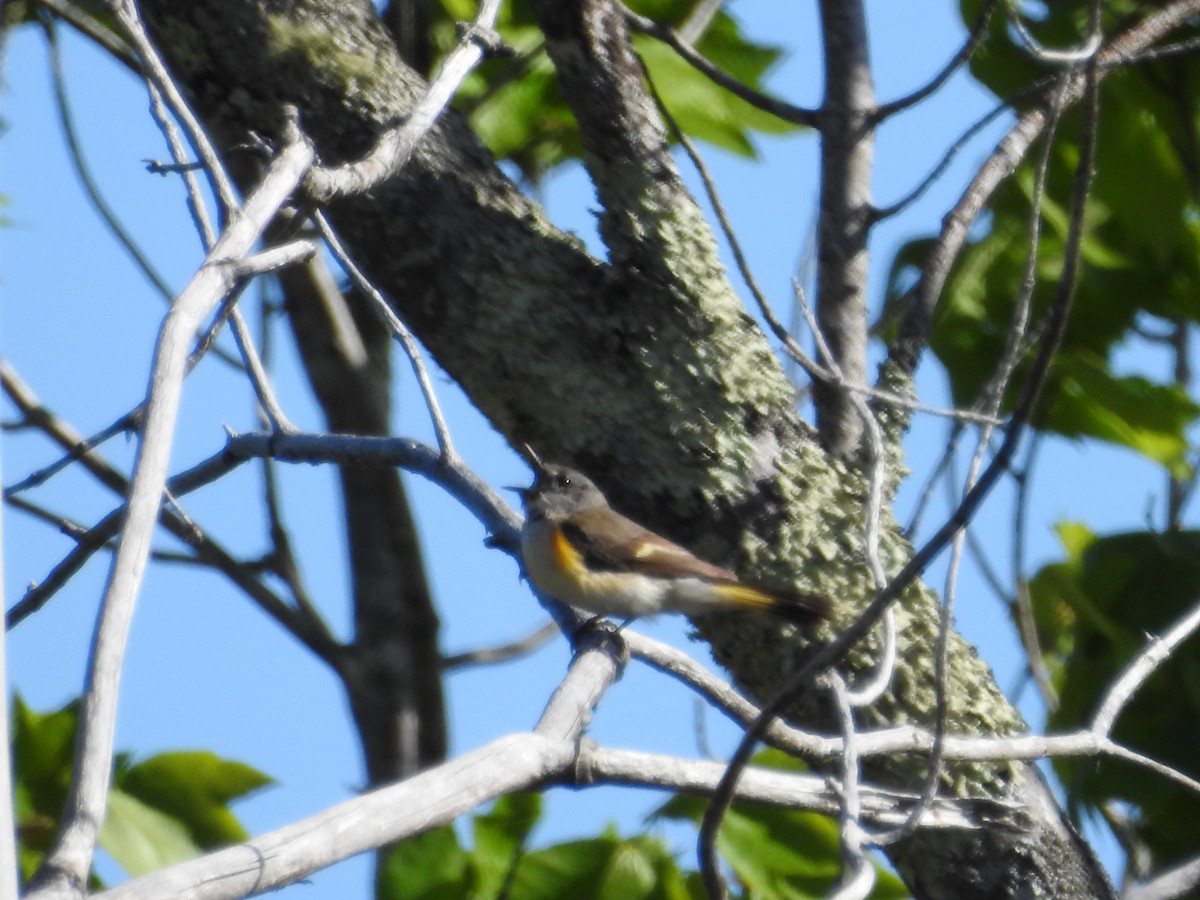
[560,508,737,581]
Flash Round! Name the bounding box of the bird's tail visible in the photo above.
[711,581,830,624]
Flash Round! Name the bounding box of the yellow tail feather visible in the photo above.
[711,581,830,624]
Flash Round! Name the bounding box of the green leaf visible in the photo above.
[472,792,542,897]
[11,699,269,884]
[1030,529,1200,869]
[12,696,78,821]
[634,35,796,159]
[654,779,909,898]
[11,697,82,881]
[464,52,582,178]
[116,751,273,848]
[1039,353,1199,478]
[509,831,694,900]
[434,0,801,182]
[378,825,471,900]
[99,788,201,877]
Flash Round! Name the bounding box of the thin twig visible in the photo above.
[650,74,1003,429]
[904,422,966,538]
[3,357,333,645]
[6,495,101,542]
[872,88,1019,222]
[1008,0,1103,65]
[133,40,297,437]
[1092,596,1200,737]
[3,406,141,500]
[827,672,874,900]
[442,621,558,669]
[254,353,325,633]
[228,304,298,433]
[1010,436,1058,710]
[1124,849,1200,900]
[622,8,820,129]
[313,211,457,461]
[225,431,521,549]
[43,19,172,301]
[874,0,1002,119]
[35,0,137,69]
[1119,33,1200,66]
[793,282,895,707]
[111,0,239,219]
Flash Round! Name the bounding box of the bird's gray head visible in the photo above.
[519,464,608,521]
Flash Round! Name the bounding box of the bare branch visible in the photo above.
[791,282,895,707]
[5,495,99,542]
[26,136,314,899]
[827,672,874,899]
[1,369,141,498]
[811,0,875,456]
[227,298,298,434]
[90,612,1011,900]
[111,0,240,220]
[1008,4,1103,65]
[95,733,570,900]
[627,631,876,763]
[0,376,329,650]
[88,728,997,900]
[1092,595,1200,738]
[1125,851,1200,900]
[234,240,318,278]
[304,0,506,202]
[872,90,1017,222]
[224,431,522,551]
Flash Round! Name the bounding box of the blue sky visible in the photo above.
[2,0,1179,892]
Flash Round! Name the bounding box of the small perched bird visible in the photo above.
[514,462,829,624]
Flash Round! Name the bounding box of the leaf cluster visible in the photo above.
[427,0,800,183]
[12,697,271,886]
[888,0,1200,475]
[1030,527,1200,883]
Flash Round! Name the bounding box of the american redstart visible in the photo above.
[513,461,830,624]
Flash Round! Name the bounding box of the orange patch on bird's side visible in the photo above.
[551,527,587,578]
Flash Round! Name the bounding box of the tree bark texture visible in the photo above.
[135,0,1111,895]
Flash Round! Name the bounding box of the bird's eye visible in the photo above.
[554,473,571,488]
